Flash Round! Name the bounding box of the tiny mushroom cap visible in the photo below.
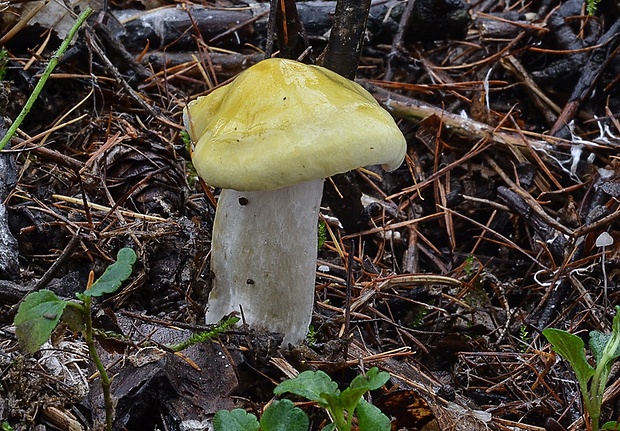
[596,232,614,248]
[183,58,407,191]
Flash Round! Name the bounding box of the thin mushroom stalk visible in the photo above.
[184,58,406,346]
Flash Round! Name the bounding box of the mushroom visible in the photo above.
[596,231,614,303]
[184,58,406,345]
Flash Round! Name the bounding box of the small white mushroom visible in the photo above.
[596,231,614,303]
[184,58,406,345]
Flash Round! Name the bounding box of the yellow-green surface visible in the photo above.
[184,58,406,191]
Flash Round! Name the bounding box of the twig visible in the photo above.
[485,155,573,236]
[265,0,278,58]
[343,239,355,360]
[86,31,161,119]
[32,232,82,292]
[550,19,620,135]
[321,0,372,79]
[52,194,171,223]
[384,0,416,81]
[319,0,374,238]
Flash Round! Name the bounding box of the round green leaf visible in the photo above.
[274,370,339,404]
[14,290,68,353]
[356,399,391,431]
[260,400,309,431]
[83,248,137,297]
[213,409,259,431]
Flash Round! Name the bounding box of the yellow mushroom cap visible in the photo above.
[183,58,406,191]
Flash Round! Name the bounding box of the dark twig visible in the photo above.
[385,0,417,81]
[550,19,620,135]
[265,0,278,58]
[32,232,82,292]
[321,0,372,79]
[86,31,161,119]
[275,0,309,60]
[343,239,355,360]
[320,0,375,239]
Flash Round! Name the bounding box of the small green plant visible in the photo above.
[586,0,601,15]
[180,129,191,150]
[519,324,530,352]
[214,399,308,431]
[0,48,8,82]
[14,248,137,431]
[214,367,391,431]
[306,324,317,346]
[318,219,327,249]
[463,254,476,278]
[408,306,428,329]
[168,316,240,352]
[464,284,488,307]
[543,306,620,431]
[1,421,14,431]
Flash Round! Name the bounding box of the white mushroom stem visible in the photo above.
[205,180,324,346]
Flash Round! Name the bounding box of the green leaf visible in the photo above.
[322,425,336,431]
[61,304,86,333]
[602,421,620,430]
[274,370,339,405]
[338,386,368,413]
[82,248,137,297]
[356,399,391,431]
[349,368,390,391]
[543,328,595,388]
[591,331,612,363]
[260,400,309,431]
[213,409,259,431]
[320,391,346,421]
[339,369,390,425]
[14,290,68,353]
[609,307,620,359]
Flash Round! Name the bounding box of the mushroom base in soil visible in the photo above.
[184,58,407,346]
[207,181,323,345]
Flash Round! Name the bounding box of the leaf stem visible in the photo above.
[332,409,349,431]
[82,296,114,431]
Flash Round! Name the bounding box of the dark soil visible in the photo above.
[1,0,619,430]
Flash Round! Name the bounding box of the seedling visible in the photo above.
[586,0,601,15]
[167,316,240,352]
[0,48,8,82]
[306,324,317,346]
[213,367,391,431]
[519,324,530,352]
[543,306,620,431]
[318,220,327,249]
[14,248,137,431]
